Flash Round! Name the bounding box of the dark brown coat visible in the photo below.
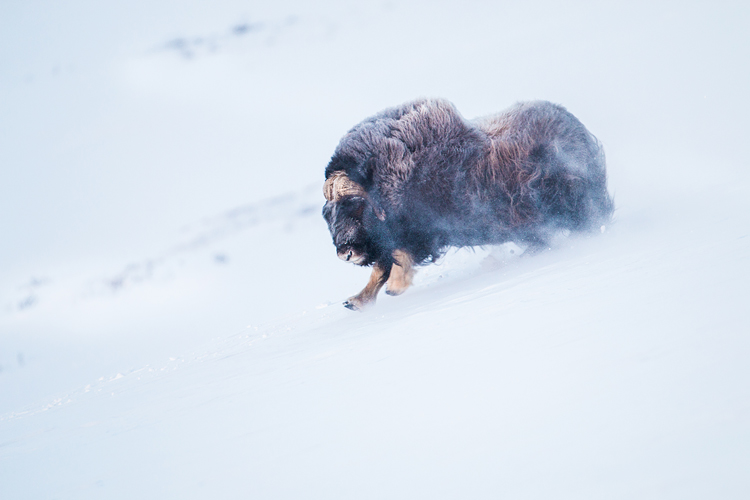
[322,99,613,309]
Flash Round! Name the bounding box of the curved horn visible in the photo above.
[323,171,386,221]
[323,171,367,202]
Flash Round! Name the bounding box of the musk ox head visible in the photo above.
[322,171,386,266]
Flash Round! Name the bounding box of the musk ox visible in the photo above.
[322,98,613,310]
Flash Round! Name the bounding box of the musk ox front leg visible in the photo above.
[385,249,416,296]
[344,262,392,311]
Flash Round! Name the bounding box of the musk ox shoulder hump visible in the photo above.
[325,98,481,182]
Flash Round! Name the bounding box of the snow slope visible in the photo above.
[1,1,749,498]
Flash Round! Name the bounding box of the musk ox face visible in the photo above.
[322,196,373,265]
[322,170,388,266]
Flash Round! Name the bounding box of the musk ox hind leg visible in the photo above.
[385,249,416,296]
[344,262,392,311]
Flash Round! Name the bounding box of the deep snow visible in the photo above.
[1,1,749,498]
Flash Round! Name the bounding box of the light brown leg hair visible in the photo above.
[344,262,391,311]
[385,249,416,296]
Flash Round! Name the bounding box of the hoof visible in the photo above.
[385,288,404,296]
[344,295,374,311]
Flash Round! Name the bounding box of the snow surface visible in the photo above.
[2,1,750,498]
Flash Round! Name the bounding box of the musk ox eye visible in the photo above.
[338,196,367,218]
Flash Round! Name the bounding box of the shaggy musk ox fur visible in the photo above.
[322,98,614,310]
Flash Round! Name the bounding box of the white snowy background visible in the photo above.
[1,0,749,498]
